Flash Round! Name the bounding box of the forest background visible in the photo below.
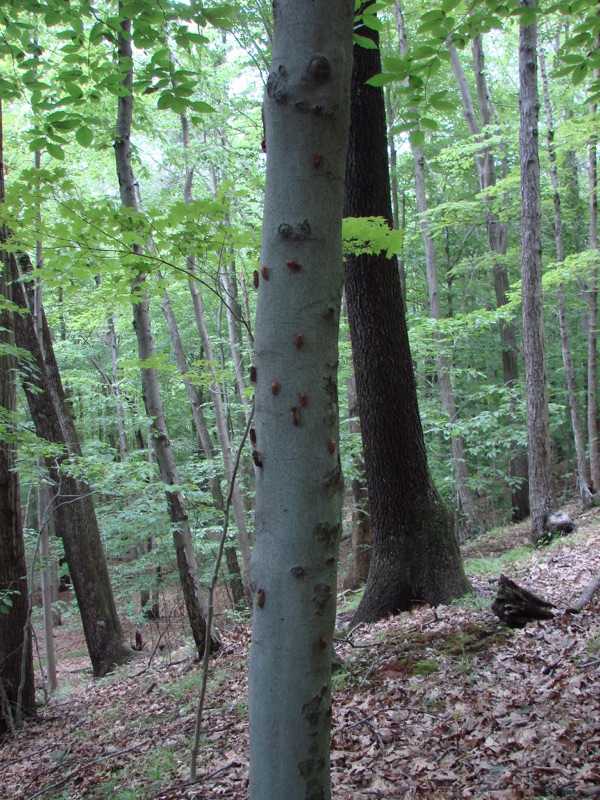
[0,0,599,789]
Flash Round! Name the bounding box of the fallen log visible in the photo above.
[491,574,555,628]
[567,574,600,614]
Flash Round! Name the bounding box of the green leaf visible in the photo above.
[76,126,93,147]
[157,92,174,110]
[409,129,425,147]
[202,5,236,29]
[361,14,384,31]
[365,72,397,86]
[46,142,65,160]
[182,32,210,45]
[51,118,80,131]
[28,137,48,152]
[518,7,536,26]
[354,34,379,49]
[572,63,588,85]
[63,82,84,99]
[188,100,216,113]
[420,117,439,131]
[429,97,455,112]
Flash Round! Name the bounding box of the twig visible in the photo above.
[567,574,600,613]
[347,708,385,750]
[333,709,381,735]
[151,759,242,799]
[0,741,67,766]
[133,616,173,676]
[28,743,144,799]
[190,400,254,780]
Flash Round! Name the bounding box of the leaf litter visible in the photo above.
[1,510,599,799]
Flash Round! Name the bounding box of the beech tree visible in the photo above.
[247,1,353,796]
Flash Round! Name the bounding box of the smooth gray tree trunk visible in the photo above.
[519,0,555,542]
[248,2,353,797]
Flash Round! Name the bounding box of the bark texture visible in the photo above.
[346,9,470,625]
[248,3,353,797]
[519,1,555,542]
[0,248,35,734]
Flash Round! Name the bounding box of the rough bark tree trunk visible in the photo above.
[248,3,353,796]
[0,170,35,730]
[346,6,471,624]
[519,0,556,543]
[114,14,216,656]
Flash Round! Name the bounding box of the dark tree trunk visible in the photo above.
[0,246,35,734]
[345,12,471,624]
[10,255,134,677]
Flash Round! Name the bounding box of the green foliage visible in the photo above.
[0,588,19,614]
[464,546,534,576]
[411,658,439,676]
[1,0,597,625]
[342,216,403,258]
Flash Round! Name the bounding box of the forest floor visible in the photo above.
[1,506,600,799]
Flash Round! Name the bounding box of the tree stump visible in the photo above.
[491,574,555,628]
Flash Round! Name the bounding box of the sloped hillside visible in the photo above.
[1,512,599,799]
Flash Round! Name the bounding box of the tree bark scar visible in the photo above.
[266,65,288,103]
